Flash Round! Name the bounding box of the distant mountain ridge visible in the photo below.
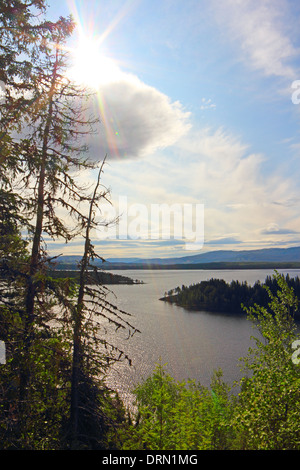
[56,246,300,268]
[107,246,300,265]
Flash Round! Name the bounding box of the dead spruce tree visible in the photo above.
[69,157,139,449]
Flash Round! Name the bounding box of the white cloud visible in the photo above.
[261,223,299,235]
[157,125,300,248]
[200,98,216,110]
[85,71,191,161]
[50,120,300,256]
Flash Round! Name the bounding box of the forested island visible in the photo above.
[161,274,300,318]
[48,269,143,285]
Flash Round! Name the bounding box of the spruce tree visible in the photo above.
[0,2,138,448]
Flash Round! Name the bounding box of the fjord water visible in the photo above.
[104,268,300,405]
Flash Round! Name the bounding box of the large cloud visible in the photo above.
[85,72,191,161]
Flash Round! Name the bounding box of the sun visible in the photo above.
[68,37,122,89]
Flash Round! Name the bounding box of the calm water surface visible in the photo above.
[103,268,300,405]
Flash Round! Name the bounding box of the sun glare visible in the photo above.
[68,37,122,89]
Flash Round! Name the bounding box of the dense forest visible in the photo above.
[48,269,144,285]
[161,274,300,318]
[1,1,300,451]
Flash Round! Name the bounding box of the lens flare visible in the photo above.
[65,0,140,159]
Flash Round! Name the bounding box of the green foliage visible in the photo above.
[0,325,70,449]
[121,362,233,450]
[232,271,300,449]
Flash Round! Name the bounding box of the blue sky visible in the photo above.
[46,0,300,259]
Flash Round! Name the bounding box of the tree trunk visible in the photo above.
[70,160,105,447]
[19,48,59,412]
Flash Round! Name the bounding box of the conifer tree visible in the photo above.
[0,2,138,449]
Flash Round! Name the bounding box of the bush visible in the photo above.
[122,362,233,450]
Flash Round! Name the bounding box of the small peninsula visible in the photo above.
[49,269,144,285]
[160,274,300,317]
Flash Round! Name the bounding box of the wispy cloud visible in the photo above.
[261,223,299,235]
[200,98,216,111]
[205,236,243,246]
[212,0,299,80]
[98,122,300,255]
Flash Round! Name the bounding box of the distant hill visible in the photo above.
[54,246,300,269]
[107,246,300,265]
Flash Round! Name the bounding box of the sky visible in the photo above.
[45,0,300,259]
